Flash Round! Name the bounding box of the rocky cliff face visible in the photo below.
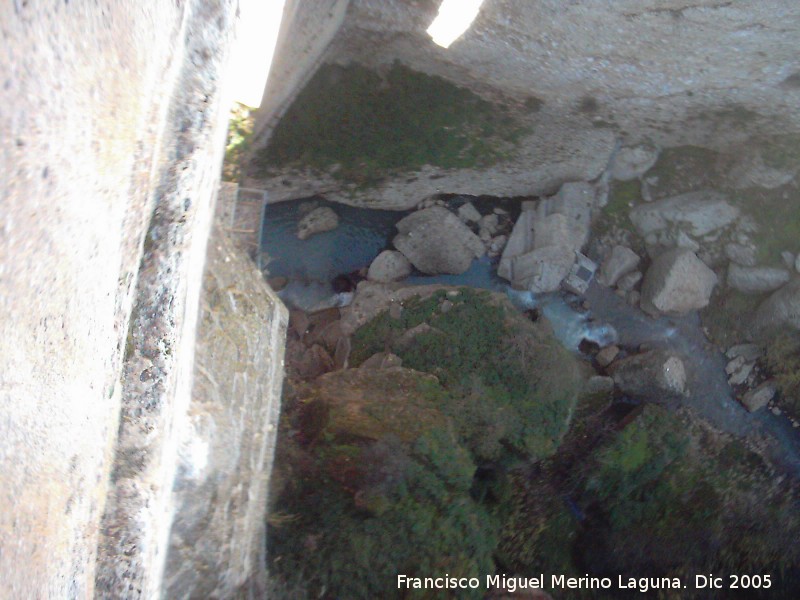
[246,0,800,209]
[338,0,800,146]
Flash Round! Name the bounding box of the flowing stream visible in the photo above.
[261,198,800,477]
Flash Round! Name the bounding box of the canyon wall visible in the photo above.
[245,0,800,209]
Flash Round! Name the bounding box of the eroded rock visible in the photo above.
[727,264,790,295]
[597,245,641,287]
[640,249,718,315]
[297,206,339,240]
[609,350,687,401]
[368,250,412,283]
[393,207,484,274]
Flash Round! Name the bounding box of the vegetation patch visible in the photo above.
[350,288,581,462]
[642,145,722,200]
[222,102,254,182]
[731,184,800,266]
[250,62,527,185]
[765,331,800,420]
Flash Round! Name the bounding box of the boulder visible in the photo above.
[595,345,620,368]
[629,190,739,238]
[752,278,800,333]
[367,250,412,283]
[609,350,687,401]
[740,381,776,412]
[267,276,288,291]
[726,343,763,362]
[640,249,718,315]
[724,242,757,267]
[457,201,482,223]
[610,144,659,181]
[727,264,790,294]
[360,352,403,370]
[393,206,484,274]
[617,270,643,292]
[586,375,615,395]
[509,245,576,293]
[297,206,339,240]
[487,235,507,258]
[478,213,499,237]
[597,245,641,287]
[727,359,755,386]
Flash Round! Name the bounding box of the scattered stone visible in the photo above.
[478,213,499,237]
[487,235,508,258]
[493,207,508,215]
[334,336,351,369]
[609,350,687,401]
[367,250,413,283]
[726,343,763,362]
[586,375,615,395]
[267,276,288,291]
[610,144,659,181]
[727,360,754,386]
[360,352,403,370]
[440,299,454,313]
[724,242,757,267]
[626,290,641,307]
[289,310,310,338]
[596,345,620,368]
[727,264,790,294]
[397,322,438,348]
[297,206,339,240]
[725,355,746,376]
[740,381,776,412]
[457,201,482,223]
[640,249,718,316]
[752,278,800,333]
[597,245,640,287]
[393,206,484,274]
[772,406,782,416]
[617,270,642,292]
[295,344,335,380]
[781,251,795,270]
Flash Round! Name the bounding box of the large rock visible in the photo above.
[609,350,687,402]
[597,245,641,287]
[752,278,800,333]
[640,249,718,315]
[367,250,412,283]
[727,264,790,295]
[629,190,739,239]
[509,245,576,293]
[498,181,596,287]
[740,381,776,412]
[297,206,339,240]
[393,206,484,274]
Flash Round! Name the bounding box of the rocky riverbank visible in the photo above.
[259,138,800,598]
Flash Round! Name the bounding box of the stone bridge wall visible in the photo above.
[0,0,289,597]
